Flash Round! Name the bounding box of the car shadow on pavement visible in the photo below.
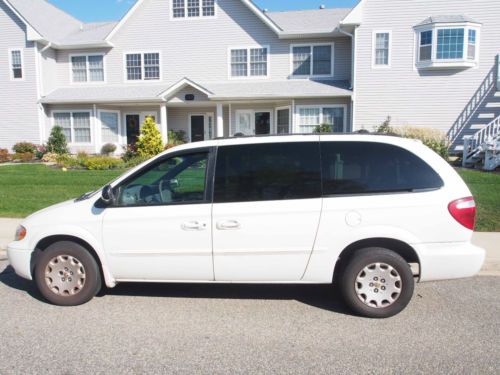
[0,265,352,315]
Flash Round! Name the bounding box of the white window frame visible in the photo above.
[51,110,93,145]
[372,30,392,69]
[123,51,162,82]
[290,43,335,79]
[98,110,121,145]
[414,22,481,69]
[228,45,270,80]
[170,0,218,20]
[8,48,24,81]
[294,104,348,133]
[69,53,106,84]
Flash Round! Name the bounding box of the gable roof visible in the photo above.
[267,8,351,36]
[3,0,114,48]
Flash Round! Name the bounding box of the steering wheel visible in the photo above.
[158,180,173,203]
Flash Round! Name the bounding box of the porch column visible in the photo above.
[216,103,224,138]
[93,104,100,154]
[160,103,168,144]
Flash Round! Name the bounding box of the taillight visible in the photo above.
[448,197,476,230]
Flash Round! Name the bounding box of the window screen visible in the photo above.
[321,142,443,195]
[214,142,321,203]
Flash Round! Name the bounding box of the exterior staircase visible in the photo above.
[463,112,500,170]
[462,57,500,171]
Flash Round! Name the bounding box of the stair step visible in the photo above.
[478,113,496,119]
[486,102,500,108]
[470,124,487,130]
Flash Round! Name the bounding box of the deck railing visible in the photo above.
[463,114,500,164]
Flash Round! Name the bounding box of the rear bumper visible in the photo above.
[7,242,33,281]
[417,241,485,282]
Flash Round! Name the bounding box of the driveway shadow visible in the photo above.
[0,265,351,315]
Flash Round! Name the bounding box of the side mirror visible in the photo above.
[101,185,116,205]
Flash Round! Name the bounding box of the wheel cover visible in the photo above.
[44,255,86,296]
[355,262,402,309]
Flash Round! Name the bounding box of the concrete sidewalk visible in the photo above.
[0,217,498,274]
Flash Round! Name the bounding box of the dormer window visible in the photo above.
[172,0,216,19]
[414,16,481,69]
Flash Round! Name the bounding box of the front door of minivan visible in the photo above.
[212,141,322,281]
[102,149,214,281]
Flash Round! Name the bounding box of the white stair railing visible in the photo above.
[463,114,500,163]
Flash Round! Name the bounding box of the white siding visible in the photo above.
[354,0,500,150]
[0,0,40,150]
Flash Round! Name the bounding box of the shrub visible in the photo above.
[35,145,47,160]
[313,123,333,133]
[0,148,11,163]
[84,156,123,170]
[42,152,58,163]
[47,126,68,155]
[56,154,81,169]
[136,116,163,157]
[167,130,186,145]
[12,152,34,162]
[13,142,37,154]
[394,126,449,159]
[122,144,138,162]
[101,143,117,155]
[123,155,151,168]
[375,116,393,134]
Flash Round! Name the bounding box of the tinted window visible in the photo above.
[321,142,443,195]
[116,152,208,206]
[214,142,321,203]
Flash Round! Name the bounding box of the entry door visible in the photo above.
[126,114,140,145]
[255,112,271,135]
[212,142,322,281]
[102,150,214,281]
[191,115,205,142]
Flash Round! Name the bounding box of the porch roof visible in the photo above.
[40,79,352,105]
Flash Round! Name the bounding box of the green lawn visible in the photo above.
[457,169,500,232]
[0,164,498,232]
[0,164,122,218]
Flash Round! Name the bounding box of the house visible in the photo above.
[0,0,499,162]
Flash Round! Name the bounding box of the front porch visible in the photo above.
[40,78,353,154]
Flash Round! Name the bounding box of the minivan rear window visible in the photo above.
[321,141,443,195]
[214,142,321,203]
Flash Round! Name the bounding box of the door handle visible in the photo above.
[216,220,241,230]
[181,221,207,231]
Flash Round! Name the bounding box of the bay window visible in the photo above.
[415,19,480,69]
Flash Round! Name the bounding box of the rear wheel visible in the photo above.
[338,247,414,318]
[34,241,101,306]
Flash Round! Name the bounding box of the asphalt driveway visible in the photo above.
[0,258,498,374]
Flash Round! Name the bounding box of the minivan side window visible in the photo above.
[214,142,321,203]
[115,152,209,206]
[321,141,443,195]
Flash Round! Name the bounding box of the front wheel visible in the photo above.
[338,247,414,318]
[34,241,102,306]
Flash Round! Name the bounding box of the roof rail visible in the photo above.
[214,131,402,140]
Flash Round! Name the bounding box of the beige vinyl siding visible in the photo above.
[0,0,40,149]
[354,0,500,150]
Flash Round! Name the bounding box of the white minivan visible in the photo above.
[7,135,485,318]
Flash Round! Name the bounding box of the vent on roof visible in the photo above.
[319,5,326,9]
[262,8,268,13]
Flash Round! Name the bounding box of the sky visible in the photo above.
[47,0,358,23]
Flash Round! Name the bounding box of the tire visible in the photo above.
[34,241,102,306]
[338,247,414,318]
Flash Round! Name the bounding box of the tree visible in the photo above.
[46,126,68,155]
[135,116,163,157]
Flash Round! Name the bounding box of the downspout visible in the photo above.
[338,26,358,132]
